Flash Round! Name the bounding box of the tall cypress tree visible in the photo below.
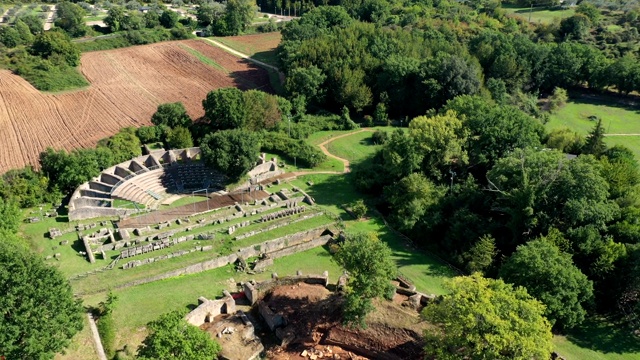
[584,118,607,156]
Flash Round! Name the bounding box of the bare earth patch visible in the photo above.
[0,40,271,173]
[261,283,426,360]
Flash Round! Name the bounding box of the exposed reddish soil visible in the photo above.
[260,283,426,360]
[220,32,282,54]
[0,40,272,173]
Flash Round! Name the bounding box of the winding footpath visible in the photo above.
[317,128,374,173]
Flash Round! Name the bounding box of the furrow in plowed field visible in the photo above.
[0,39,271,173]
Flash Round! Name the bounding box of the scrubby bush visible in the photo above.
[261,132,327,168]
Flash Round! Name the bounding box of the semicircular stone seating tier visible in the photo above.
[68,147,227,219]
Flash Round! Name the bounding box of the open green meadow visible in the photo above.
[546,95,640,159]
[501,4,574,24]
[18,127,639,359]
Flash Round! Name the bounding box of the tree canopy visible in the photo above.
[334,232,396,328]
[137,309,221,360]
[500,239,594,331]
[200,129,260,181]
[151,102,192,129]
[0,235,84,359]
[422,273,553,360]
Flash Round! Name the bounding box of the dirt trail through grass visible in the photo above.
[316,128,374,173]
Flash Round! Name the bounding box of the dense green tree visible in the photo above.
[0,26,22,48]
[243,90,285,130]
[104,6,127,32]
[334,232,396,328]
[559,14,592,40]
[196,2,225,27]
[143,11,161,28]
[15,20,34,44]
[350,199,368,219]
[166,126,194,149]
[54,1,87,37]
[422,273,553,360]
[200,129,260,180]
[98,127,141,164]
[421,53,483,109]
[583,118,607,156]
[19,14,44,35]
[137,309,221,360]
[202,88,247,130]
[444,96,544,169]
[151,102,192,128]
[607,54,640,95]
[224,0,256,35]
[160,9,179,28]
[576,2,601,24]
[0,198,20,233]
[409,110,468,180]
[463,234,497,275]
[285,65,327,106]
[381,129,422,180]
[546,127,584,154]
[0,236,84,359]
[136,125,166,144]
[500,239,594,331]
[30,30,81,66]
[486,149,618,242]
[0,167,52,208]
[385,173,446,231]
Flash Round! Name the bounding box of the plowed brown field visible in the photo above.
[0,39,272,173]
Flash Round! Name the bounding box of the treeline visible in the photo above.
[277,4,640,120]
[0,2,194,90]
[353,93,640,332]
[0,83,342,210]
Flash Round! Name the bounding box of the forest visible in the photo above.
[2,0,640,358]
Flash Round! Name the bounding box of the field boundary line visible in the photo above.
[87,312,108,360]
[199,37,285,84]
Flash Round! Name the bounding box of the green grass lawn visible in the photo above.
[552,317,640,360]
[546,96,640,159]
[326,130,381,164]
[55,315,99,360]
[501,4,574,24]
[84,245,343,353]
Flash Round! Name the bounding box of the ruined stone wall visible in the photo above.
[243,271,330,305]
[115,227,332,289]
[185,291,236,326]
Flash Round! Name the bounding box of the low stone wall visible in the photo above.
[115,227,333,290]
[70,207,140,221]
[234,212,322,241]
[185,291,236,326]
[243,271,330,305]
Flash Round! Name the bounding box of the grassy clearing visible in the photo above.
[552,317,640,360]
[55,315,99,360]
[546,96,640,159]
[84,245,342,353]
[326,130,381,164]
[502,4,574,24]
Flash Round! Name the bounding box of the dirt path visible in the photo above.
[44,5,56,31]
[316,128,374,173]
[199,37,285,84]
[87,312,107,360]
